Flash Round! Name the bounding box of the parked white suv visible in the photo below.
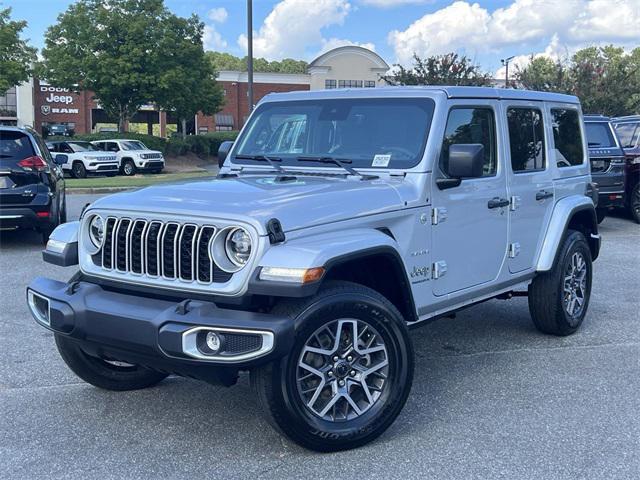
[91,139,164,176]
[47,140,118,178]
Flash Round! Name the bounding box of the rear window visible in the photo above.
[0,131,35,165]
[614,123,639,148]
[585,122,616,148]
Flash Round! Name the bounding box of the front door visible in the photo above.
[431,101,509,296]
[504,103,554,273]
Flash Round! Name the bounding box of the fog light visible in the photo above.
[205,331,221,353]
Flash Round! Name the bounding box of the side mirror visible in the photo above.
[437,144,484,190]
[218,141,233,169]
[54,154,68,165]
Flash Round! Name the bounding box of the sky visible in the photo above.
[3,0,639,77]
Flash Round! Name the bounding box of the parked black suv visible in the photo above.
[612,115,640,223]
[0,127,67,240]
[584,115,626,223]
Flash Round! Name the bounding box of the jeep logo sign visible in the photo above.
[45,93,74,104]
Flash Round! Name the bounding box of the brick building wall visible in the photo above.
[33,79,97,135]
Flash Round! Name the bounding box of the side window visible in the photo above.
[507,108,545,172]
[551,108,584,167]
[439,107,497,177]
[60,143,73,154]
[106,142,119,152]
[614,123,639,148]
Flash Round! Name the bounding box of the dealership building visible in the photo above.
[0,46,391,137]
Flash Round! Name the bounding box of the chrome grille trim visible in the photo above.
[97,218,229,286]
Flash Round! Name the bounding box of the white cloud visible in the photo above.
[389,0,640,65]
[317,38,377,56]
[238,0,352,60]
[359,0,433,7]
[203,24,228,50]
[493,34,570,79]
[208,7,228,23]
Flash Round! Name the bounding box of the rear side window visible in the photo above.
[551,109,584,167]
[614,122,639,148]
[507,108,545,172]
[0,131,35,165]
[439,107,497,177]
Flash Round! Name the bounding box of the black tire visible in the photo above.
[122,160,136,176]
[40,200,63,244]
[72,161,87,179]
[55,334,168,391]
[528,230,592,336]
[251,281,414,452]
[629,182,640,224]
[595,208,606,224]
[60,197,67,224]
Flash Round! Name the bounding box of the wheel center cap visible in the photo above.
[334,360,350,378]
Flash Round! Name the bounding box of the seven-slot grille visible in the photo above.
[98,218,232,284]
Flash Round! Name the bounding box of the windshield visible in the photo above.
[585,122,616,148]
[233,98,435,169]
[68,141,97,152]
[121,141,147,151]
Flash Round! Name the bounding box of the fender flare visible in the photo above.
[536,196,599,272]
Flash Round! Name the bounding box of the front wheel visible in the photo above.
[122,160,136,176]
[528,230,592,336]
[55,334,168,391]
[251,282,414,452]
[72,161,87,179]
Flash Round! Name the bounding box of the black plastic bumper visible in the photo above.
[27,277,295,384]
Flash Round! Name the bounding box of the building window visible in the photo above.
[325,79,337,89]
[364,81,376,88]
[0,87,17,117]
[338,80,363,88]
[214,113,234,131]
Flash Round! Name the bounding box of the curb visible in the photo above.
[67,187,135,194]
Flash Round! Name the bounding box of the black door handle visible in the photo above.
[488,197,510,209]
[536,190,554,201]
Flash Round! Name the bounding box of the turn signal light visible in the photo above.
[259,266,325,284]
[18,156,48,171]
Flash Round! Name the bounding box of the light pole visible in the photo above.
[247,0,254,114]
[501,56,515,88]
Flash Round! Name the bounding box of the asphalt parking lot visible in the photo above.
[1,194,638,480]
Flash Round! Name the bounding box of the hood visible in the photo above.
[89,174,406,234]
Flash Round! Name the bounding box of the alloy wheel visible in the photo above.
[563,252,588,319]
[296,318,389,422]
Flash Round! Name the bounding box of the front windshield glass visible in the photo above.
[68,141,97,152]
[233,98,435,169]
[121,141,147,151]
[585,122,616,148]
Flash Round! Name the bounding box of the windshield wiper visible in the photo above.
[296,156,378,180]
[232,154,299,182]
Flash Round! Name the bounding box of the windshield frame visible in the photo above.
[229,97,436,171]
[67,141,97,152]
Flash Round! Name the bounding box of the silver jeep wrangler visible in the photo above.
[28,87,600,452]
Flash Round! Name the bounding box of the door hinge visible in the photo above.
[431,207,448,225]
[432,260,447,279]
[508,242,521,258]
[510,195,521,211]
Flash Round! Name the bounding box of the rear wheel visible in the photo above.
[629,182,640,224]
[251,282,414,452]
[122,160,136,176]
[72,161,87,179]
[528,230,592,336]
[55,334,168,391]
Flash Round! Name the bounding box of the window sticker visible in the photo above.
[372,154,391,167]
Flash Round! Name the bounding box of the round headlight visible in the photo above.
[88,215,105,249]
[225,227,252,267]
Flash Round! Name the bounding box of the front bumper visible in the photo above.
[87,163,119,174]
[139,160,164,171]
[27,277,295,383]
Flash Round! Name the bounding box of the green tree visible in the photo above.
[515,56,570,92]
[0,7,37,93]
[382,53,493,86]
[155,15,224,139]
[206,51,308,74]
[39,0,170,132]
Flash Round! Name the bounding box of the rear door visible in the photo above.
[0,130,41,205]
[431,100,509,295]
[504,103,554,273]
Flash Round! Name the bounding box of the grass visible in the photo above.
[66,171,213,189]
